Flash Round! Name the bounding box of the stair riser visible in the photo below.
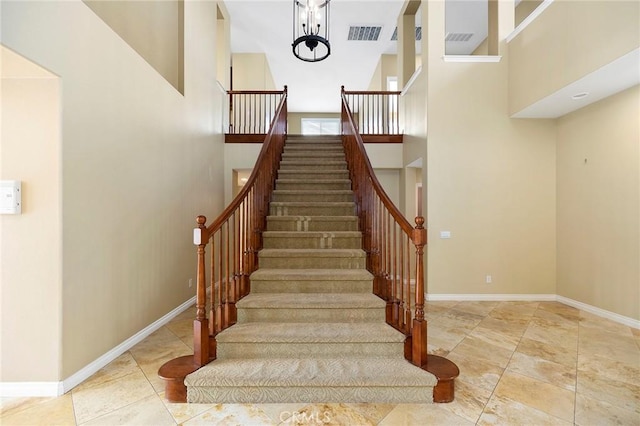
[259,256,366,269]
[217,342,404,359]
[271,193,353,202]
[250,280,372,293]
[262,235,361,249]
[279,162,347,171]
[269,204,355,216]
[278,171,350,180]
[266,218,358,232]
[282,152,345,159]
[188,386,433,404]
[237,308,385,323]
[276,182,351,191]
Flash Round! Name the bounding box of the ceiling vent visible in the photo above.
[390,27,422,41]
[348,26,382,41]
[445,33,474,42]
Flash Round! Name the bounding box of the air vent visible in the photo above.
[445,33,474,42]
[348,26,382,41]
[390,27,422,41]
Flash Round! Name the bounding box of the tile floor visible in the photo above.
[1,301,639,425]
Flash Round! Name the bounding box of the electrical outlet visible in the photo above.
[485,275,492,284]
[189,278,193,288]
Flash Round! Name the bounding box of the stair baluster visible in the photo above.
[342,86,459,402]
[158,87,287,402]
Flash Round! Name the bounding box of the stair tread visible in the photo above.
[267,216,358,221]
[251,269,372,280]
[216,322,404,343]
[237,293,383,309]
[185,358,437,388]
[262,231,362,237]
[270,201,355,206]
[272,190,353,193]
[259,248,365,258]
[276,179,351,183]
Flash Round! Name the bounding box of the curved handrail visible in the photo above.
[191,87,287,367]
[208,88,287,234]
[341,86,427,367]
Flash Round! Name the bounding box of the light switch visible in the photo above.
[440,231,451,239]
[1,181,22,214]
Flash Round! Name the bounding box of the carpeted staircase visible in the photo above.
[184,136,437,403]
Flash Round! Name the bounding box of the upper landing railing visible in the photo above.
[342,87,402,143]
[226,88,287,143]
[225,87,402,143]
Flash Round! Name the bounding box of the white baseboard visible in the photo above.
[0,381,63,398]
[0,295,195,398]
[556,295,640,329]
[426,293,639,329]
[425,293,557,302]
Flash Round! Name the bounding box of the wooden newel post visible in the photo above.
[193,215,210,367]
[411,216,428,367]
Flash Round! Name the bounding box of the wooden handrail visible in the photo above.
[341,86,427,367]
[342,88,401,136]
[193,86,288,367]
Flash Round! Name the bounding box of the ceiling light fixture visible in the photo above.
[571,92,589,100]
[292,0,331,62]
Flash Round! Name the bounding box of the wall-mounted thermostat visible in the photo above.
[1,181,22,214]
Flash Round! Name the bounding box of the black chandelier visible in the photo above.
[292,0,331,62]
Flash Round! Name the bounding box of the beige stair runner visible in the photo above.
[184,136,437,403]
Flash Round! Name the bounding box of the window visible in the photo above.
[301,118,340,135]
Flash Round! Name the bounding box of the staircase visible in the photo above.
[184,136,438,403]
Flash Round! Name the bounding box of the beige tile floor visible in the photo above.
[2,301,639,425]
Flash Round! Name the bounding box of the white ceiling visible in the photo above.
[224,0,492,112]
[223,1,639,117]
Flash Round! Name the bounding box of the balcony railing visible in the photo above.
[225,87,402,143]
[226,88,287,142]
[342,87,402,143]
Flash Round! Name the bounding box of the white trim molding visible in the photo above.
[507,0,555,43]
[426,293,556,302]
[0,295,196,398]
[442,55,502,63]
[0,382,63,398]
[557,296,640,330]
[426,293,639,329]
[400,66,422,97]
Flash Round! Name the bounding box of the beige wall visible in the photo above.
[367,54,398,91]
[231,53,276,90]
[1,48,62,381]
[1,0,226,381]
[412,0,557,296]
[557,86,639,320]
[509,0,640,115]
[84,0,184,93]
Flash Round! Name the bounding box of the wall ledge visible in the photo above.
[507,0,555,43]
[442,55,502,63]
[400,66,422,96]
[426,293,639,329]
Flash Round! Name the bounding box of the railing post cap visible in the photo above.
[196,215,207,227]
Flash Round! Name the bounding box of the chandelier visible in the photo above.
[292,0,331,62]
